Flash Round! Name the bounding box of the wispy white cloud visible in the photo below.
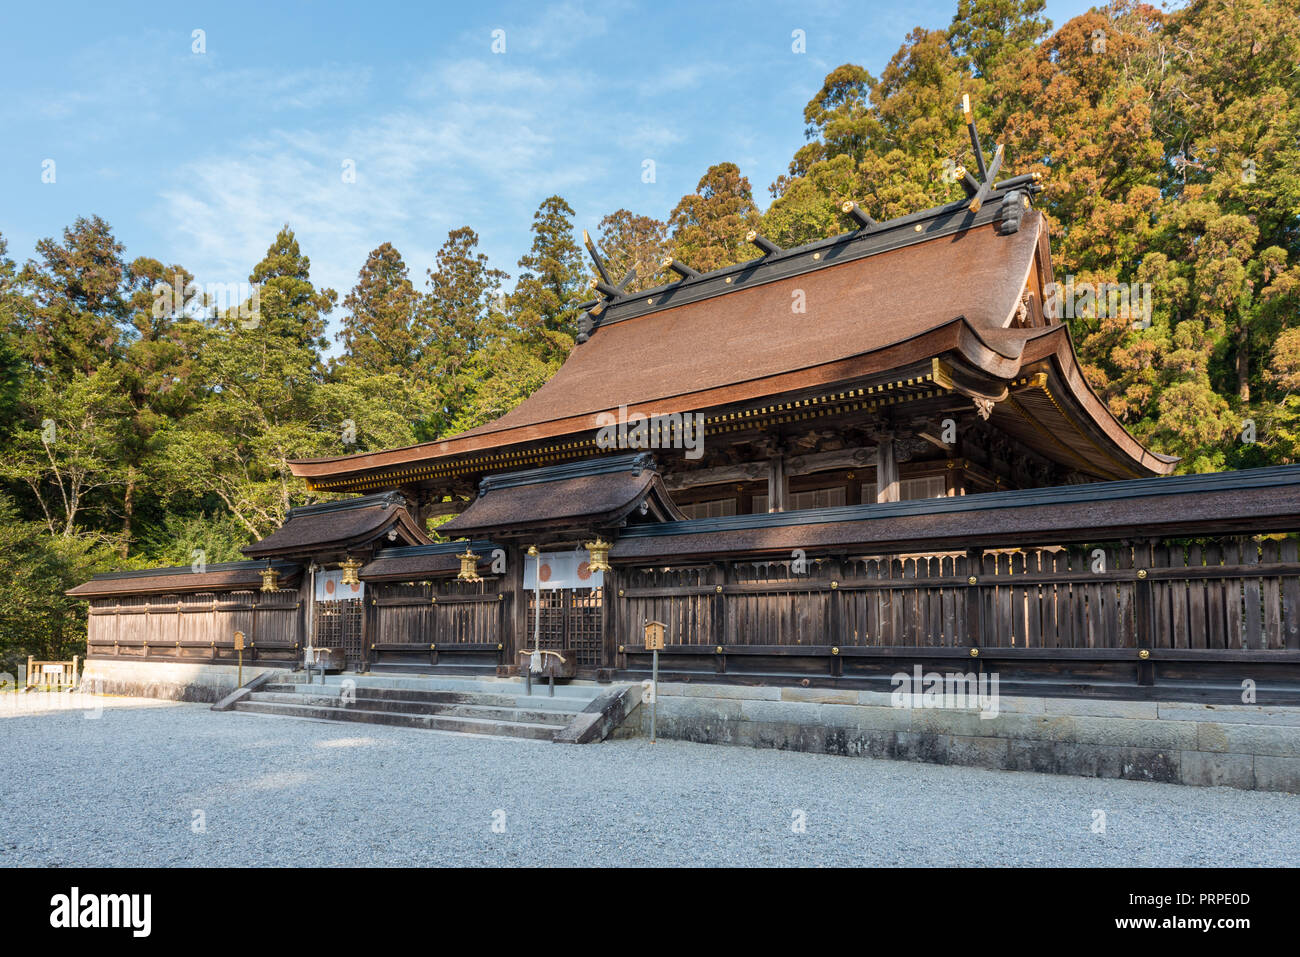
[18,0,1037,352]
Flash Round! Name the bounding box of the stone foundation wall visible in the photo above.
[633,683,1300,793]
[82,658,291,704]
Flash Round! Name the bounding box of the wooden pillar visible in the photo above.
[964,548,983,649]
[768,454,788,512]
[712,561,730,647]
[398,484,431,533]
[1134,539,1155,685]
[846,472,863,506]
[945,459,963,497]
[875,435,899,503]
[360,580,375,673]
[507,544,526,675]
[602,564,618,675]
[827,557,843,677]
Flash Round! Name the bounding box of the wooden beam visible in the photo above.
[962,94,987,180]
[661,256,699,279]
[745,230,782,256]
[666,447,881,492]
[840,200,876,229]
[663,462,768,491]
[968,144,1004,213]
[425,499,471,518]
[582,229,614,286]
[785,446,876,476]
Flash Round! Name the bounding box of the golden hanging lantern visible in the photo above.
[259,563,280,593]
[584,538,612,573]
[457,548,481,582]
[339,557,362,586]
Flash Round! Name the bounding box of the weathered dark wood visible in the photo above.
[83,524,1300,696]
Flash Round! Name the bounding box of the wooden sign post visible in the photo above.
[233,630,245,686]
[645,620,665,742]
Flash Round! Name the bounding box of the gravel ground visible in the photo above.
[2,693,1297,867]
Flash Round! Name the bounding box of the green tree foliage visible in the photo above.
[444,197,584,435]
[335,242,423,377]
[16,215,128,378]
[2,0,1298,670]
[763,0,1300,472]
[0,235,25,437]
[420,226,508,437]
[134,510,253,567]
[0,495,110,668]
[594,209,669,293]
[158,226,338,537]
[510,196,587,358]
[947,0,1052,79]
[668,163,762,272]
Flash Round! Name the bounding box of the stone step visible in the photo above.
[249,690,580,725]
[303,672,603,703]
[232,699,567,740]
[262,681,584,713]
[263,683,545,709]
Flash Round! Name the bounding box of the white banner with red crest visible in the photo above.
[523,549,604,590]
[315,568,365,602]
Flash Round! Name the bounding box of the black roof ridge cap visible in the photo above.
[618,465,1300,540]
[478,452,656,493]
[287,490,406,518]
[82,559,300,583]
[368,539,498,560]
[597,190,1023,326]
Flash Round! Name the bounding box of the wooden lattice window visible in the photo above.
[527,587,604,667]
[315,598,364,669]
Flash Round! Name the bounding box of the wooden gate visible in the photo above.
[316,598,365,671]
[527,587,605,670]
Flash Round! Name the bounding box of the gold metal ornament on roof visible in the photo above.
[339,557,362,586]
[584,538,612,573]
[259,563,280,593]
[457,548,481,582]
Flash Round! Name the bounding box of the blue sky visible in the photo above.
[2,0,1099,343]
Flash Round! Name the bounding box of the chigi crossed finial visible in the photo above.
[574,91,1046,345]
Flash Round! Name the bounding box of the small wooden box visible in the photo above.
[306,647,346,672]
[517,649,578,679]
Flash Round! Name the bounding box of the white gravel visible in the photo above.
[2,693,1297,867]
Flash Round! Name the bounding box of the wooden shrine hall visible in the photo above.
[71,120,1300,702]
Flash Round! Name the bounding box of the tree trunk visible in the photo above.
[120,472,134,559]
[1237,324,1251,403]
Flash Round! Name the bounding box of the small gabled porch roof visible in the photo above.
[438,453,685,541]
[241,491,430,560]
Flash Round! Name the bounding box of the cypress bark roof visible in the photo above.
[67,561,302,598]
[359,539,499,582]
[241,492,430,559]
[289,194,1175,491]
[438,453,685,538]
[609,465,1300,560]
